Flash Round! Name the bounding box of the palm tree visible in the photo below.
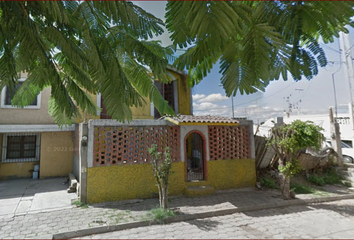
[166,1,354,97]
[0,1,175,124]
[1,1,354,124]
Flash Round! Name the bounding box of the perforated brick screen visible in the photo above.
[93,126,180,167]
[208,125,251,160]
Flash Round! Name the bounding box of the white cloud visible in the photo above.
[193,94,206,101]
[193,93,229,103]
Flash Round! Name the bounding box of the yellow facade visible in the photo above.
[87,159,255,203]
[40,132,74,178]
[0,133,38,178]
[0,132,74,179]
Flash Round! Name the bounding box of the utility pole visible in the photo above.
[339,31,354,144]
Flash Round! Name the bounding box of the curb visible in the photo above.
[52,194,354,239]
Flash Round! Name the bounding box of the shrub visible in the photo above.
[308,174,326,186]
[260,177,279,189]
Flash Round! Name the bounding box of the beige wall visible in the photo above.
[40,132,74,178]
[0,87,56,124]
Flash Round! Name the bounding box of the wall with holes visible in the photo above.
[208,125,251,160]
[86,120,255,203]
[92,125,180,167]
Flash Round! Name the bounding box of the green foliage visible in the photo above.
[269,120,324,154]
[146,208,176,224]
[0,1,174,125]
[72,200,88,208]
[278,160,302,176]
[269,120,324,178]
[148,144,173,209]
[166,1,354,95]
[290,183,316,194]
[308,174,326,186]
[148,144,173,184]
[308,169,343,186]
[260,177,279,189]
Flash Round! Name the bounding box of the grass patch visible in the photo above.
[72,200,89,208]
[260,177,279,189]
[307,168,343,186]
[145,208,176,224]
[290,183,316,194]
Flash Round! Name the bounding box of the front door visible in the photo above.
[186,132,204,181]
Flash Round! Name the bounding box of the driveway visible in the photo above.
[0,178,78,218]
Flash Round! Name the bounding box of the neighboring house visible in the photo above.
[83,115,255,203]
[257,112,354,147]
[0,72,78,179]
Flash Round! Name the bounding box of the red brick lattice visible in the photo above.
[93,126,180,167]
[208,126,251,160]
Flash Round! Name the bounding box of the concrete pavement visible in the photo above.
[79,199,354,239]
[0,178,77,218]
[0,182,353,239]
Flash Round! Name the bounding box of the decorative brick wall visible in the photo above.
[93,126,180,167]
[208,126,251,160]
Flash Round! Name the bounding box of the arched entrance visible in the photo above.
[185,132,205,181]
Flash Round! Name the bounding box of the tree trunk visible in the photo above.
[279,172,291,200]
[161,183,168,209]
[157,183,163,208]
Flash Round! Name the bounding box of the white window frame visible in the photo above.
[1,133,41,163]
[1,78,41,109]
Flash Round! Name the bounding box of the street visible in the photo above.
[81,199,354,239]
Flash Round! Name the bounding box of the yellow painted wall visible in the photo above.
[170,71,191,115]
[40,132,74,178]
[0,162,37,179]
[131,96,154,119]
[87,159,255,203]
[0,134,38,178]
[207,159,256,189]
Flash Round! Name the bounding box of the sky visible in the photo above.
[136,1,354,124]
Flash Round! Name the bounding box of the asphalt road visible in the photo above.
[80,199,354,239]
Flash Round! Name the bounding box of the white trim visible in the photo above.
[96,93,101,116]
[150,102,154,117]
[0,124,75,133]
[1,78,41,109]
[1,133,41,163]
[180,125,209,162]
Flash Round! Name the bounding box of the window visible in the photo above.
[1,133,40,163]
[1,78,41,109]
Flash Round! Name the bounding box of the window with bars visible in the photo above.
[2,133,40,163]
[1,79,40,108]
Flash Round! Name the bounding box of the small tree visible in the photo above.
[148,144,173,209]
[269,120,324,199]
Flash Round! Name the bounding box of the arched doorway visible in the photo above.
[185,132,205,181]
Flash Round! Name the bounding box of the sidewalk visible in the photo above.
[1,185,353,239]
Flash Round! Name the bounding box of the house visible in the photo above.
[1,68,256,203]
[0,72,81,179]
[0,67,191,179]
[81,115,256,203]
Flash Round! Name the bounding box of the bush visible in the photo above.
[260,177,279,189]
[308,168,343,186]
[308,174,326,186]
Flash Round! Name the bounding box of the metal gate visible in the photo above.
[186,132,204,181]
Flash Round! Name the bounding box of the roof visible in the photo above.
[165,115,240,126]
